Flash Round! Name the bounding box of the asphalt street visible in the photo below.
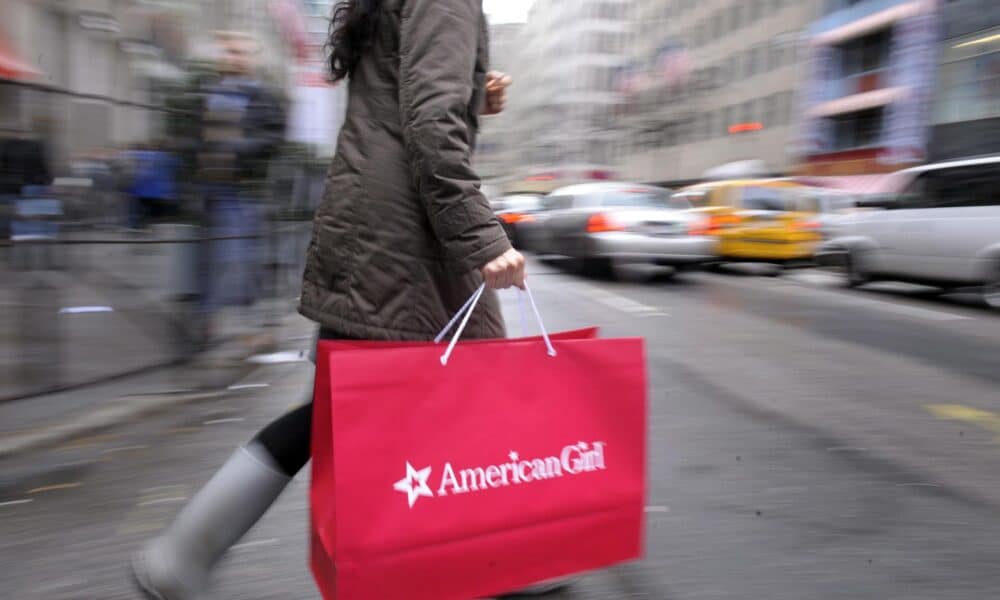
[2,258,1000,599]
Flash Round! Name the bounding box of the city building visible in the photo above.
[500,0,632,185]
[288,0,348,154]
[795,0,940,177]
[618,0,820,185]
[927,0,1000,161]
[474,21,524,181]
[0,0,302,168]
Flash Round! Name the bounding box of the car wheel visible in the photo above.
[845,252,869,288]
[984,264,1000,309]
[582,257,614,279]
[763,264,783,277]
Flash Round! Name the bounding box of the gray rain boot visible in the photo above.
[131,443,291,600]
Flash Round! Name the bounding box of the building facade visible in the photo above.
[796,0,940,177]
[0,0,301,168]
[500,0,632,182]
[615,0,819,185]
[474,21,524,180]
[927,0,1000,161]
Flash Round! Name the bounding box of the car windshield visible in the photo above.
[501,196,541,212]
[671,189,710,208]
[592,188,682,209]
[740,186,791,212]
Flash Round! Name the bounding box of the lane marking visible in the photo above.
[140,485,188,493]
[644,505,670,513]
[167,427,203,434]
[247,351,308,364]
[102,445,150,454]
[228,383,271,391]
[138,496,188,507]
[232,538,280,551]
[203,418,246,425]
[570,282,668,316]
[926,404,1000,442]
[59,305,113,314]
[0,499,33,508]
[774,283,970,322]
[28,482,82,494]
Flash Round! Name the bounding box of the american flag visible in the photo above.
[655,42,692,88]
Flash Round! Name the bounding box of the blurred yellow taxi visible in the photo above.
[672,179,822,264]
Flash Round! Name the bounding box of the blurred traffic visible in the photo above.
[3,0,1000,598]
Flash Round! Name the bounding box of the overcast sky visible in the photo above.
[483,0,535,23]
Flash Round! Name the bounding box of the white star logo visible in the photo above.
[508,451,519,462]
[393,462,434,508]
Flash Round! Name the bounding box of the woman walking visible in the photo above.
[130,0,550,598]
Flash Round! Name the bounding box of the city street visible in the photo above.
[3,259,1000,599]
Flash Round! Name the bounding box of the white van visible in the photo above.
[818,156,1000,307]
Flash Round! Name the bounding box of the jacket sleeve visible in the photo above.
[398,0,511,273]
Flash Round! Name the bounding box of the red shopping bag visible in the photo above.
[310,289,646,600]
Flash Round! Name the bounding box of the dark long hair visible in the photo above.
[327,0,383,82]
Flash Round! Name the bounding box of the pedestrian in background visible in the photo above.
[0,123,52,241]
[129,0,541,598]
[194,30,286,338]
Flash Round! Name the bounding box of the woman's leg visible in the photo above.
[133,395,313,600]
[251,402,312,477]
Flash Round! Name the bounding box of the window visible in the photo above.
[730,3,744,30]
[742,99,756,123]
[740,187,793,212]
[782,91,796,124]
[745,46,762,77]
[725,105,737,127]
[830,108,884,149]
[712,12,724,37]
[543,195,574,211]
[908,166,1000,208]
[763,92,779,126]
[599,187,674,208]
[672,189,710,207]
[594,31,618,53]
[748,0,763,22]
[715,59,730,82]
[934,51,1000,124]
[706,111,719,138]
[769,38,787,70]
[596,2,623,19]
[839,28,891,76]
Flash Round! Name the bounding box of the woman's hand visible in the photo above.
[482,71,512,116]
[480,248,526,289]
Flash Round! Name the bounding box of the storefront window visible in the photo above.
[934,30,1000,124]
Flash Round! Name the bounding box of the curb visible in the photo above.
[0,330,287,460]
[0,390,228,459]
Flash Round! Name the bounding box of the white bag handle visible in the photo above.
[436,282,556,366]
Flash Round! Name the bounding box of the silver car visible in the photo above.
[526,182,716,276]
[817,156,1000,307]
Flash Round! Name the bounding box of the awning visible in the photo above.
[0,34,41,80]
[795,172,912,194]
[813,0,932,46]
[806,87,906,118]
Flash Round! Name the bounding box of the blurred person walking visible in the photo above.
[0,124,52,241]
[130,1,538,598]
[195,31,286,335]
[122,143,180,229]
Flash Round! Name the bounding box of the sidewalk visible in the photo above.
[0,307,315,459]
[0,223,310,402]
